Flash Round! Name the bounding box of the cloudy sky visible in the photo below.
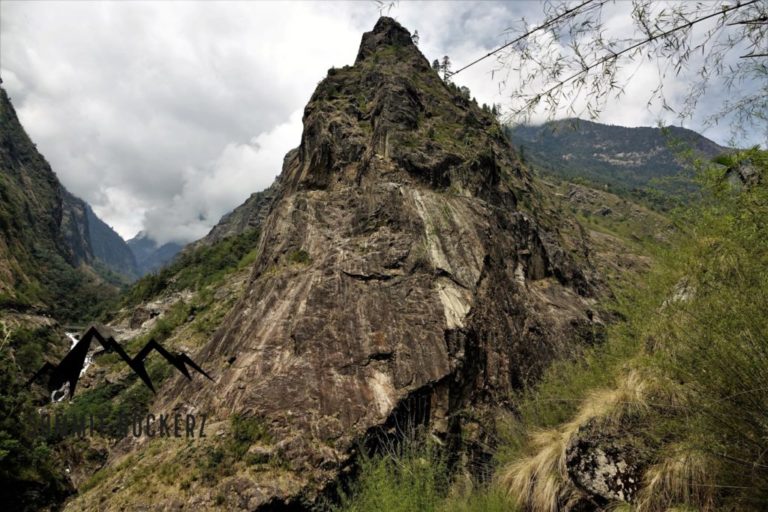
[1,1,762,244]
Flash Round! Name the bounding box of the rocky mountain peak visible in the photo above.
[72,18,601,510]
[355,16,418,63]
[290,16,531,214]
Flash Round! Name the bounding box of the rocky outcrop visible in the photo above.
[726,160,761,188]
[60,189,94,266]
[60,189,138,279]
[194,181,279,248]
[74,17,603,510]
[565,418,653,504]
[85,204,138,278]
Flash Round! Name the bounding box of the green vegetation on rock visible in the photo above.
[0,87,125,322]
[0,324,72,512]
[507,119,726,210]
[121,228,260,308]
[336,148,768,511]
[504,148,768,508]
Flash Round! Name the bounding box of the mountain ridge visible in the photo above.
[507,117,725,198]
[0,85,136,317]
[127,232,183,277]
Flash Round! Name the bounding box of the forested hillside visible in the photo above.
[507,119,725,202]
[0,87,127,320]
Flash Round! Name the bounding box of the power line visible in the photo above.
[447,0,603,78]
[447,0,762,81]
[512,0,762,115]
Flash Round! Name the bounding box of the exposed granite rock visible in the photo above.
[73,17,603,510]
[60,189,94,266]
[726,160,761,188]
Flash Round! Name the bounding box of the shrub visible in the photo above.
[496,148,768,510]
[229,414,271,458]
[286,249,311,265]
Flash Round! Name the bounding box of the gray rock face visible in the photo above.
[85,204,138,278]
[59,189,94,266]
[566,418,653,504]
[60,190,139,278]
[119,17,602,508]
[727,160,761,188]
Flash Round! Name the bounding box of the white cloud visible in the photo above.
[1,1,369,242]
[142,109,303,244]
[1,1,761,244]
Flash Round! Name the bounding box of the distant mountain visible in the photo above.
[85,205,138,278]
[127,232,182,276]
[506,118,725,194]
[57,189,138,279]
[0,85,130,319]
[0,81,140,510]
[130,181,276,271]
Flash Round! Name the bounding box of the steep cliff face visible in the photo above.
[70,18,602,510]
[59,190,138,280]
[0,86,133,317]
[85,204,139,279]
[0,87,63,299]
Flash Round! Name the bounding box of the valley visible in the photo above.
[1,13,765,512]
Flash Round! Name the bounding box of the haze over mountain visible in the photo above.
[3,1,758,251]
[126,232,183,277]
[1,11,765,512]
[83,204,138,279]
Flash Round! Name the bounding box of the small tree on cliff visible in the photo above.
[441,55,452,82]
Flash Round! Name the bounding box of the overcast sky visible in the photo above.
[0,1,762,244]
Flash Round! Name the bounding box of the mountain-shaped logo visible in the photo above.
[27,326,212,399]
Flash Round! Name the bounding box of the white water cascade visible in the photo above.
[66,332,93,377]
[51,333,92,403]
